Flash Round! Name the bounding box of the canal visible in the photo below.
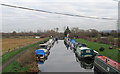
[38,40,94,72]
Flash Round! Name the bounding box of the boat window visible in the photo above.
[78,44,87,48]
[81,44,87,47]
[79,46,82,48]
[81,51,84,54]
[86,50,91,53]
[39,45,47,49]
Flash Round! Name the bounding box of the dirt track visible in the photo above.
[0,49,26,71]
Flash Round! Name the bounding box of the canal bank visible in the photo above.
[38,40,94,72]
[2,38,49,72]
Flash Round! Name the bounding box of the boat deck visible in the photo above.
[97,56,120,70]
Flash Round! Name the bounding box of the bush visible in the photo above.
[17,50,34,67]
[99,47,105,51]
[28,62,39,72]
[97,38,109,44]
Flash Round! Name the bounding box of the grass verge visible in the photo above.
[2,60,28,72]
[2,38,49,72]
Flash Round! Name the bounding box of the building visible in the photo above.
[35,36,40,38]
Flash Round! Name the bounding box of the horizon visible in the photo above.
[1,28,118,33]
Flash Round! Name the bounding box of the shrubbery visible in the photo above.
[16,47,39,72]
[17,50,34,67]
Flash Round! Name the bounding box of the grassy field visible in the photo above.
[2,38,47,63]
[2,38,49,72]
[75,38,120,63]
[2,38,46,52]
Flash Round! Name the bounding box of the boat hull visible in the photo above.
[94,56,120,74]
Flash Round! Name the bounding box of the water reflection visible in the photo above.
[37,40,95,72]
[64,40,102,73]
[64,39,95,70]
[36,59,45,64]
[64,41,69,50]
[75,56,94,69]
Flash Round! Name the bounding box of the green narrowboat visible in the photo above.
[75,47,94,59]
[73,43,87,52]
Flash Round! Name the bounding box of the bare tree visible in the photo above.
[56,28,59,32]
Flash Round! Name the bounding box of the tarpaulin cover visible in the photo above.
[70,39,75,43]
[35,49,45,55]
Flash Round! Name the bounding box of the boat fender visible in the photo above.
[102,56,105,59]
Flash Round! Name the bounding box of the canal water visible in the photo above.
[38,40,94,72]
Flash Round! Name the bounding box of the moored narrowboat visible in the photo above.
[70,39,76,50]
[75,47,94,59]
[34,50,45,61]
[39,44,50,58]
[94,55,120,74]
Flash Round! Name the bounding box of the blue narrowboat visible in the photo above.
[70,39,76,50]
[34,49,45,60]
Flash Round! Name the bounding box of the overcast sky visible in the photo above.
[1,0,118,33]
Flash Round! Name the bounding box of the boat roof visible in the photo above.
[49,39,53,41]
[79,47,92,50]
[70,39,75,43]
[35,49,45,55]
[39,44,47,46]
[97,56,120,70]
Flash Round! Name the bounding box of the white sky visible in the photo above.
[1,0,118,33]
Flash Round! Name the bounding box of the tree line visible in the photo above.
[64,27,118,38]
[2,29,60,38]
[64,27,119,46]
